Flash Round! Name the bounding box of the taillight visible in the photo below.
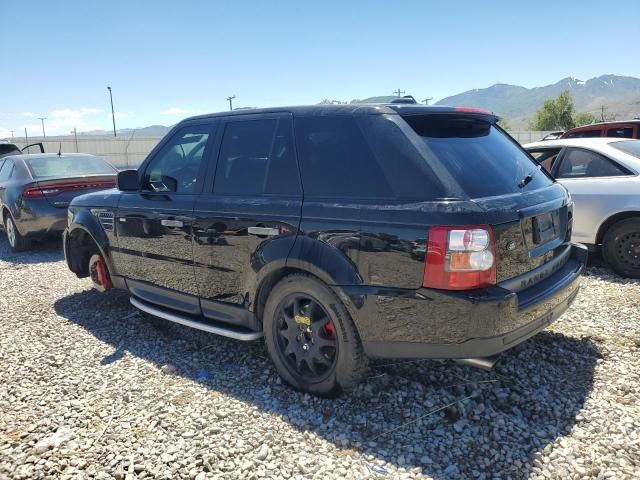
[22,181,115,198]
[453,106,492,115]
[423,225,496,290]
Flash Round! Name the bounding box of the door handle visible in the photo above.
[248,226,279,236]
[161,219,184,228]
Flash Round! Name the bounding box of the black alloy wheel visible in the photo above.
[274,294,338,382]
[263,274,368,396]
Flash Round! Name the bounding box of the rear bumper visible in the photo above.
[346,243,587,359]
[15,201,67,238]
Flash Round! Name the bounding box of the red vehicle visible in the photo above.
[562,120,640,139]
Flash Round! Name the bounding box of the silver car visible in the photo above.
[524,137,640,277]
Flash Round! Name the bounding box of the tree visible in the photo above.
[573,111,597,127]
[532,91,576,130]
[497,118,512,131]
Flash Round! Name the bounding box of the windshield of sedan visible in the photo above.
[610,140,640,160]
[26,155,116,178]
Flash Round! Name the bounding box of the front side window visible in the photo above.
[213,118,300,196]
[0,160,14,182]
[556,148,628,178]
[606,127,633,138]
[142,125,211,194]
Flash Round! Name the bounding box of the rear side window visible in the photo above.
[565,129,602,138]
[0,159,13,182]
[295,116,393,198]
[214,118,300,196]
[403,115,552,198]
[606,127,633,138]
[556,148,629,178]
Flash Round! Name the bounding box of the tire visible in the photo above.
[602,218,640,278]
[4,213,30,252]
[263,274,368,397]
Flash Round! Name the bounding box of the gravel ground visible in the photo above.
[0,236,639,480]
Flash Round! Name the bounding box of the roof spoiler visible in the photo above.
[389,95,418,104]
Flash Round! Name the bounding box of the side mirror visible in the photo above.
[117,170,139,191]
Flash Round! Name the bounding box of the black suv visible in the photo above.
[64,104,586,396]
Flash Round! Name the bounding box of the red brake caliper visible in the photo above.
[323,321,336,340]
[94,256,113,291]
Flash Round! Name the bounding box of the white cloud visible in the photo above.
[0,126,14,139]
[112,111,134,119]
[162,107,191,116]
[51,107,102,119]
[22,112,35,117]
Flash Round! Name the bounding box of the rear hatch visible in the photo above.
[402,112,571,288]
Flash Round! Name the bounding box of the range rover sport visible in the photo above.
[64,104,586,396]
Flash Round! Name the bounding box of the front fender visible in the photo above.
[65,208,113,274]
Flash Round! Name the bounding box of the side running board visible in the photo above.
[130,296,263,341]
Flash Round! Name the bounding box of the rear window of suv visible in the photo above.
[402,115,553,198]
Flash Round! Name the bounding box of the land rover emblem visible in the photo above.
[506,241,517,251]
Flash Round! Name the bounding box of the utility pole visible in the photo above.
[601,105,608,122]
[226,95,236,111]
[393,88,405,97]
[38,117,47,138]
[9,130,14,138]
[71,128,78,152]
[107,86,117,136]
[25,128,28,144]
[422,97,433,105]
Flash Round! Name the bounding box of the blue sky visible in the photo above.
[2,0,639,137]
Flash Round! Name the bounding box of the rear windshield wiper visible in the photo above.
[518,172,534,189]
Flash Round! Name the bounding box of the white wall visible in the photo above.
[10,135,163,169]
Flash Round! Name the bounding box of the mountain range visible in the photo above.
[78,75,640,136]
[434,75,640,128]
[350,75,640,129]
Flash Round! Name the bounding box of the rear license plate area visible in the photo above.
[533,211,559,245]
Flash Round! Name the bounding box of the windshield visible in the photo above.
[403,115,553,198]
[610,140,640,160]
[26,156,116,178]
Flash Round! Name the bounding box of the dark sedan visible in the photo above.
[0,153,116,251]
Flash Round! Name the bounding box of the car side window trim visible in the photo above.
[554,147,632,179]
